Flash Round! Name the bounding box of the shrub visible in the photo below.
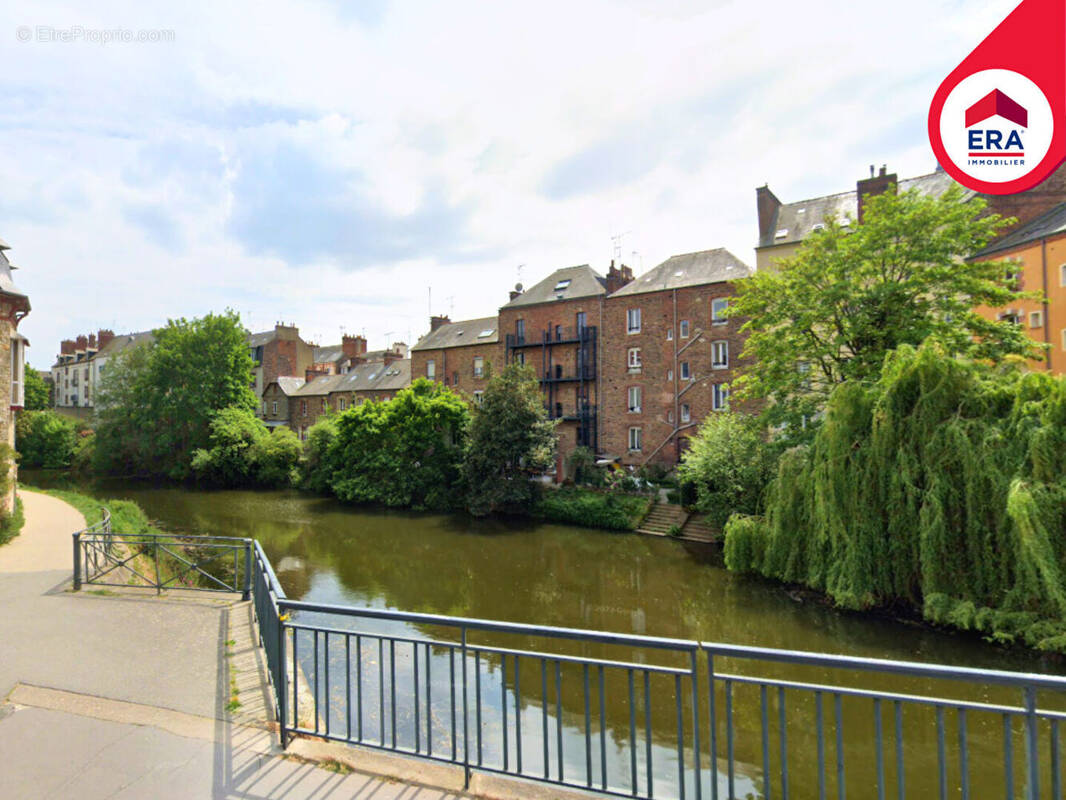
[191,407,299,488]
[250,427,301,488]
[534,487,651,531]
[15,410,78,468]
[301,414,339,493]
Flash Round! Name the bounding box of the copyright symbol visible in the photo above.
[16,26,31,42]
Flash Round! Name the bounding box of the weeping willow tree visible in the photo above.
[724,343,1066,651]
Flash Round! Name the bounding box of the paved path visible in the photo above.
[0,490,462,800]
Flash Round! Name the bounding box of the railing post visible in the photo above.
[242,540,252,601]
[72,532,81,591]
[153,538,161,594]
[278,603,288,749]
[1025,685,1040,800]
[462,625,470,790]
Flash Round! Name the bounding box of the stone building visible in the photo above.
[602,249,752,467]
[498,264,629,472]
[52,330,153,414]
[248,324,316,408]
[288,358,411,439]
[971,202,1066,375]
[410,315,500,401]
[260,376,306,428]
[756,162,1066,272]
[0,238,30,512]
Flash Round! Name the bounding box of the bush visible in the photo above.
[16,410,78,468]
[677,413,778,528]
[0,498,25,546]
[250,427,301,488]
[191,407,298,488]
[534,487,651,531]
[722,514,767,573]
[301,414,339,493]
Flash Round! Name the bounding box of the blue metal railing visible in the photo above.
[73,519,1066,800]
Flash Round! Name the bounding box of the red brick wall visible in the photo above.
[262,338,315,387]
[601,283,749,468]
[985,161,1066,231]
[410,342,503,398]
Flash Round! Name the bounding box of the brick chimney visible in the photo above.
[88,333,97,349]
[61,339,76,355]
[606,260,634,294]
[430,315,451,332]
[383,351,400,366]
[75,335,88,351]
[756,184,782,244]
[391,342,408,359]
[275,322,300,341]
[305,367,329,382]
[97,329,115,349]
[856,164,897,224]
[342,334,367,359]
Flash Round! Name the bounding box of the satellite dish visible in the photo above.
[515,282,523,292]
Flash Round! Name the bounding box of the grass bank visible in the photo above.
[0,498,25,546]
[533,486,652,531]
[29,485,165,537]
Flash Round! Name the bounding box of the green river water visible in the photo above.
[28,472,1066,799]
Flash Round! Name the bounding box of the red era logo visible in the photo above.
[928,0,1065,195]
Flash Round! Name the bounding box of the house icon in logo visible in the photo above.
[965,89,1028,128]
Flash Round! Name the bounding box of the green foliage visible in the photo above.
[301,414,340,493]
[71,430,96,473]
[191,407,299,488]
[731,186,1043,437]
[666,523,683,538]
[677,412,778,528]
[723,343,1066,652]
[0,497,24,546]
[464,364,557,516]
[94,312,256,479]
[24,368,50,410]
[327,379,470,511]
[16,410,78,468]
[533,487,651,531]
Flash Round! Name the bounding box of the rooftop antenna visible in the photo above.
[428,287,432,318]
[447,296,455,316]
[611,231,630,261]
[632,250,643,270]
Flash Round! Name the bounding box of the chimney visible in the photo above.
[856,164,897,223]
[606,260,635,294]
[88,333,97,349]
[756,184,782,245]
[430,315,451,332]
[392,342,408,359]
[305,367,329,382]
[342,334,367,359]
[275,323,299,341]
[383,351,400,366]
[61,339,76,355]
[75,335,88,351]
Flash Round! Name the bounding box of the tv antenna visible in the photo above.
[611,231,630,261]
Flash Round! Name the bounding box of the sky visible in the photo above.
[2,0,1019,368]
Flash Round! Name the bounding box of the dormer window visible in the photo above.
[555,279,571,291]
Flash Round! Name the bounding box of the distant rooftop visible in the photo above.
[608,249,752,297]
[973,202,1066,257]
[500,265,607,309]
[411,316,499,351]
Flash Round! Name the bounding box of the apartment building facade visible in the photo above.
[971,202,1066,374]
[0,238,30,512]
[248,324,315,405]
[602,249,752,466]
[288,356,411,438]
[410,315,500,401]
[52,330,153,412]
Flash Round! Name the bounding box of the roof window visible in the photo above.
[775,229,789,239]
[555,279,571,290]
[478,329,494,338]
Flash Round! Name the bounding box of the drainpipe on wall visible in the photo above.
[1042,239,1052,370]
[672,289,679,460]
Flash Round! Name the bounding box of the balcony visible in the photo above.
[542,364,595,383]
[546,403,597,422]
[506,325,596,349]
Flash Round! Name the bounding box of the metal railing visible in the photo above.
[74,516,1066,800]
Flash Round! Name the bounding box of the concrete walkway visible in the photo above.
[0,490,461,800]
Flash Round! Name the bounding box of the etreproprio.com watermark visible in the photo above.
[16,25,175,44]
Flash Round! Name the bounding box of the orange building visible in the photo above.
[972,202,1066,374]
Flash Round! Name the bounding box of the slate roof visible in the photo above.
[759,170,965,249]
[608,249,752,298]
[500,265,607,309]
[271,376,306,396]
[97,331,155,358]
[313,345,345,364]
[247,330,278,348]
[411,316,499,352]
[332,359,411,393]
[292,374,347,397]
[973,202,1066,257]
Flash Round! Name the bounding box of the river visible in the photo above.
[27,472,1066,798]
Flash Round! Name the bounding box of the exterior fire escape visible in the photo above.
[505,324,598,451]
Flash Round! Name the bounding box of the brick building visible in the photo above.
[410,315,500,401]
[288,357,411,438]
[755,162,1066,272]
[971,202,1066,374]
[260,376,305,428]
[0,238,30,512]
[248,324,315,407]
[602,249,752,466]
[313,336,408,376]
[498,264,627,471]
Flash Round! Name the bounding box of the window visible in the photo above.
[1060,263,1066,287]
[271,401,278,415]
[680,361,691,380]
[261,401,267,415]
[515,319,525,342]
[712,383,729,411]
[680,320,690,338]
[712,298,729,324]
[301,400,308,415]
[473,356,484,378]
[10,336,24,409]
[478,329,494,338]
[1030,311,1044,328]
[1000,311,1021,325]
[1062,328,1066,351]
[576,311,587,331]
[555,279,571,291]
[473,391,484,406]
[453,371,459,386]
[627,308,641,333]
[628,386,642,413]
[667,369,673,382]
[338,398,346,411]
[681,403,691,423]
[666,329,673,341]
[321,399,327,411]
[426,359,436,379]
[667,410,674,423]
[627,347,642,370]
[628,427,643,452]
[712,340,729,368]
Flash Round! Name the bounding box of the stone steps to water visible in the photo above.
[680,517,718,543]
[637,501,719,544]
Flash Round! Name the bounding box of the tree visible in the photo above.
[15,410,78,468]
[23,367,50,410]
[94,311,256,479]
[731,186,1042,434]
[464,364,557,516]
[328,379,469,511]
[676,412,777,529]
[191,407,300,488]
